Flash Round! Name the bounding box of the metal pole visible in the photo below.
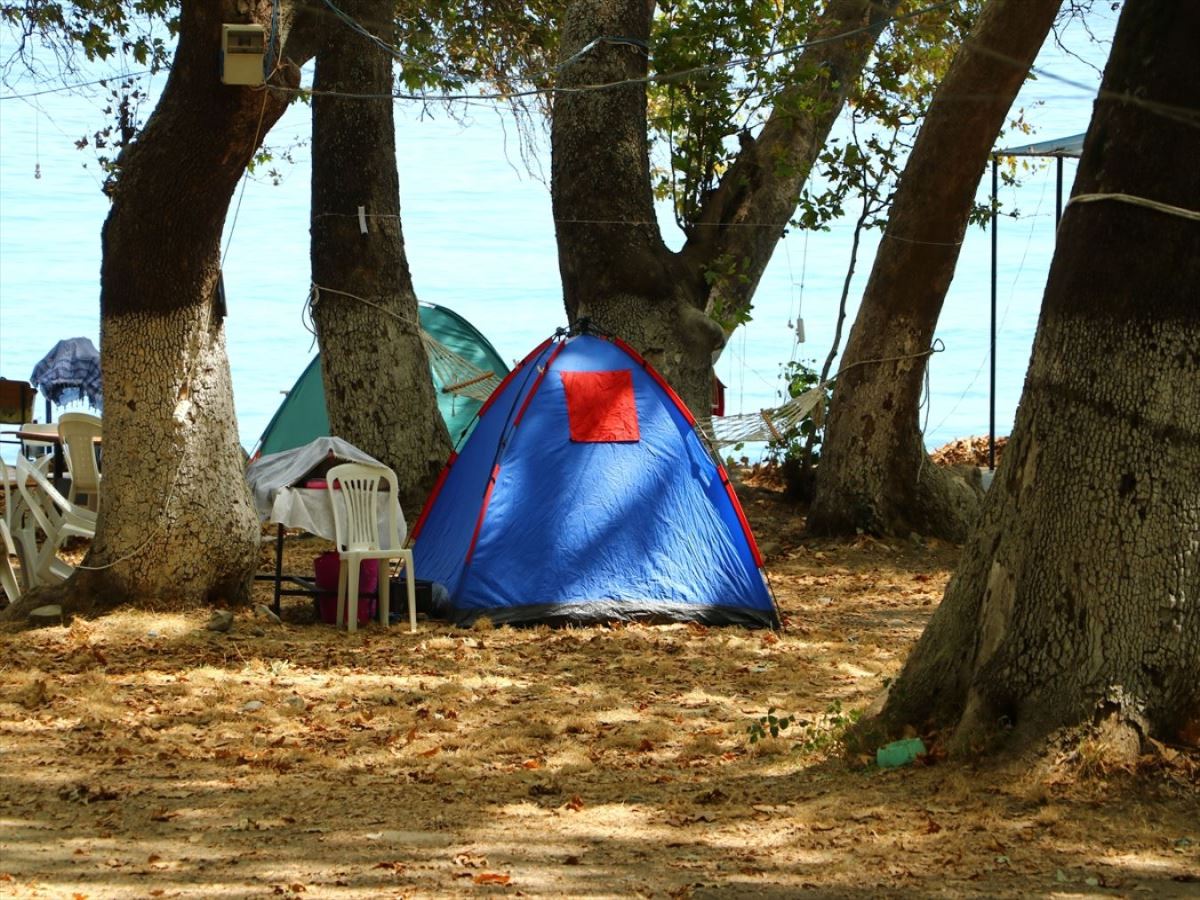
[273,524,285,615]
[989,157,998,471]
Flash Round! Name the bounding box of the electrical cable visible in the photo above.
[280,0,961,105]
[0,71,153,101]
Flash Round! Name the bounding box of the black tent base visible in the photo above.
[445,599,779,630]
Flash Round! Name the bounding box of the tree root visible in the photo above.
[0,581,97,625]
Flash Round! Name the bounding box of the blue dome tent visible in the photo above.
[412,326,779,628]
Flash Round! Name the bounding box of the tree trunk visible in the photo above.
[867,0,1200,753]
[0,1,319,620]
[808,0,1061,542]
[310,0,451,511]
[552,0,899,416]
[551,0,715,408]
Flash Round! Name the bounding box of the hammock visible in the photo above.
[419,331,503,402]
[308,284,506,403]
[701,383,827,448]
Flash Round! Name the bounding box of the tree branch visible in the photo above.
[680,0,903,321]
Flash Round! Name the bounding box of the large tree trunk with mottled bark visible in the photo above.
[310,0,451,511]
[552,0,900,415]
[551,0,713,407]
[0,0,319,621]
[808,0,1061,542]
[864,0,1200,754]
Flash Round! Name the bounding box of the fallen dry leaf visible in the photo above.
[473,873,511,885]
[0,464,1195,900]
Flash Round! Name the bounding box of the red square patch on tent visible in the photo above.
[561,370,640,442]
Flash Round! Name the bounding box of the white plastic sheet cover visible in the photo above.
[245,436,381,522]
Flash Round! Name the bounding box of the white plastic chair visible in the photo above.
[3,454,51,591]
[16,422,57,461]
[326,462,416,634]
[16,455,97,587]
[0,455,18,531]
[0,519,21,606]
[58,412,102,511]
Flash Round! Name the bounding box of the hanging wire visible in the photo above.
[1065,192,1200,223]
[275,0,964,104]
[789,227,810,366]
[2,0,1196,140]
[319,0,646,86]
[0,72,154,101]
[33,101,41,179]
[247,4,1199,138]
[2,11,1191,158]
[220,90,271,266]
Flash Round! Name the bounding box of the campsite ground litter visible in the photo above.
[1,447,1197,898]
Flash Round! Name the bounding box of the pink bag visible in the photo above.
[314,552,378,625]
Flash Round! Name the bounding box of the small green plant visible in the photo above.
[764,359,830,502]
[794,701,863,753]
[746,701,863,752]
[747,707,793,743]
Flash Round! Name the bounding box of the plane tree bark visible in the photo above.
[310,0,452,511]
[860,0,1200,754]
[807,0,1062,542]
[3,0,321,620]
[551,0,902,415]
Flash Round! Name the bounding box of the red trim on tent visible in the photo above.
[608,335,698,426]
[476,336,553,420]
[718,468,764,568]
[604,332,761,565]
[514,341,565,427]
[604,332,762,568]
[464,337,562,572]
[409,451,457,543]
[464,463,501,565]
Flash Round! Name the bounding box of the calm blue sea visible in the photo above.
[0,10,1116,459]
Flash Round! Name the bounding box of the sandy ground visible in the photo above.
[1,466,1197,898]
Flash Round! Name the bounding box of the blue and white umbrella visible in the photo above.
[30,337,102,411]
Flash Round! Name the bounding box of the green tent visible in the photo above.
[253,302,510,457]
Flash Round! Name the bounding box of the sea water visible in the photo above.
[0,10,1116,458]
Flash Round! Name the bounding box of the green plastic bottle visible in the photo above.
[876,737,926,768]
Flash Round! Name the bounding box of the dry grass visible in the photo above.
[0,480,1197,898]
